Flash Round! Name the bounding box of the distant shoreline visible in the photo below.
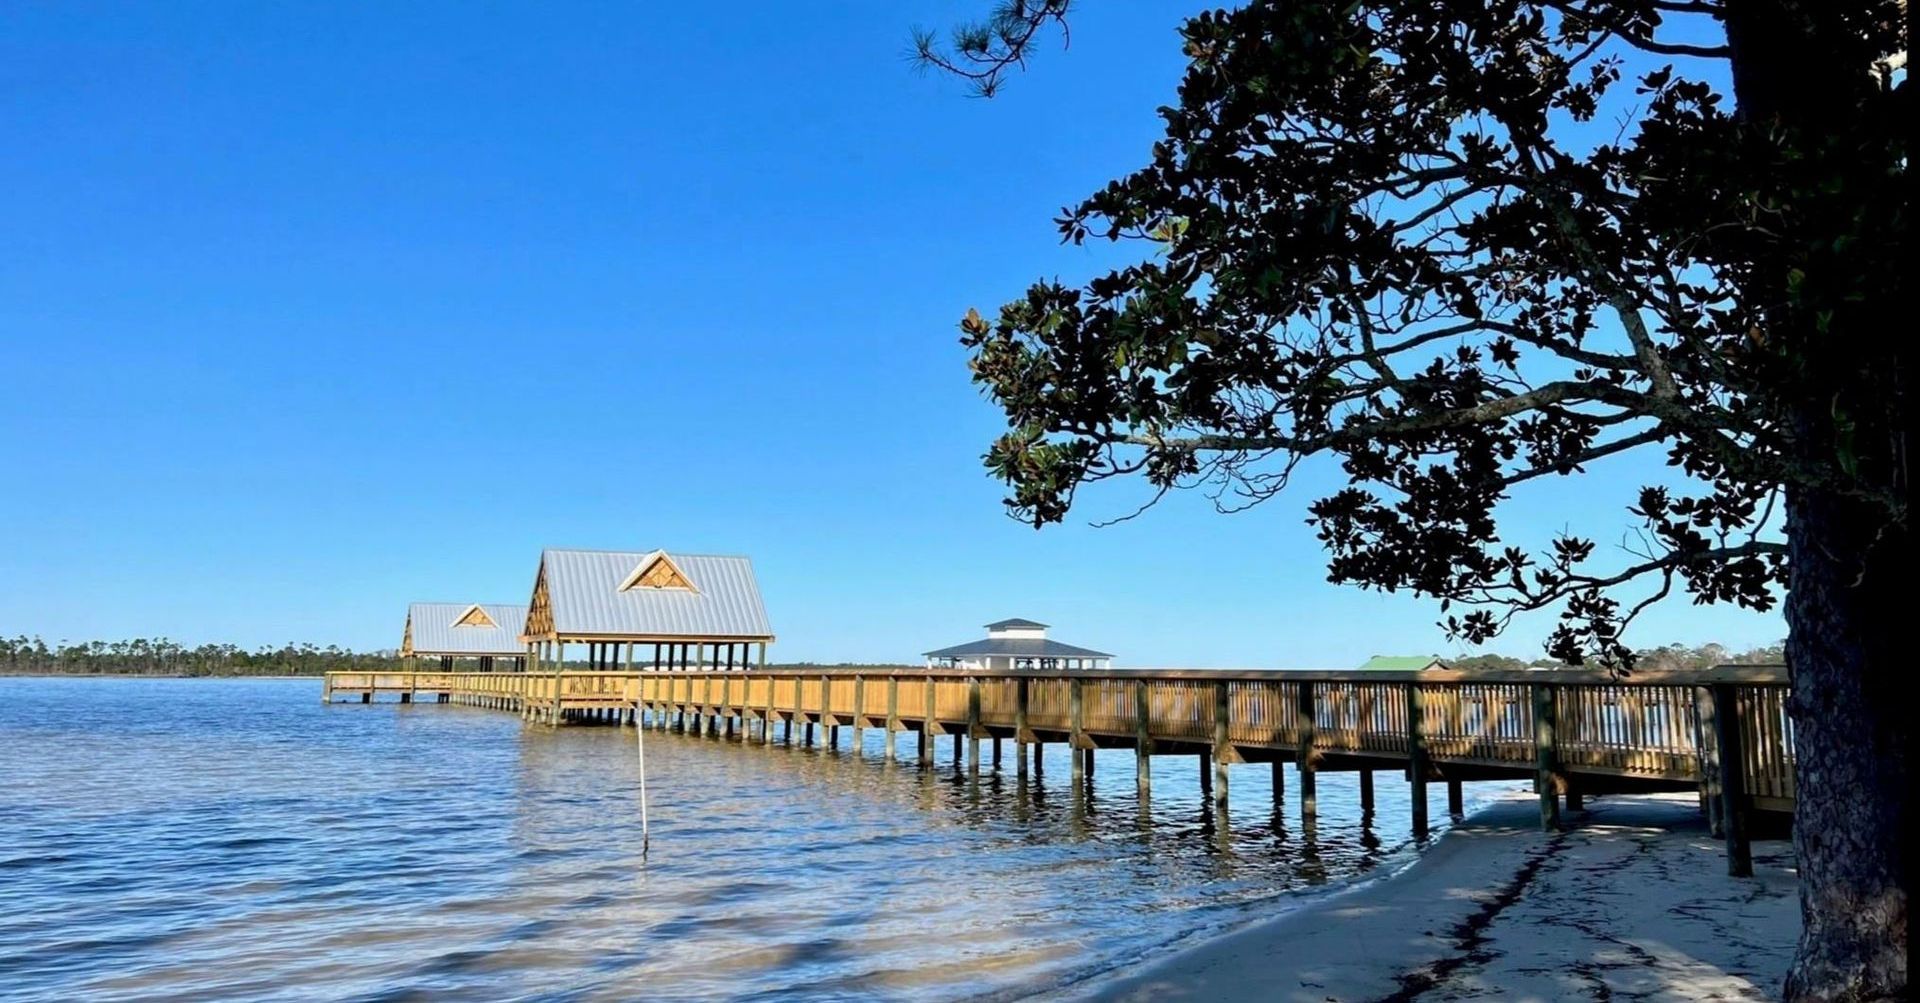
[0,672,325,680]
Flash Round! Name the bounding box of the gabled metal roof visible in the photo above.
[985,617,1049,630]
[540,549,773,640]
[405,603,528,656]
[924,637,1112,659]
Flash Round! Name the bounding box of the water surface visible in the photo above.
[0,677,1506,1000]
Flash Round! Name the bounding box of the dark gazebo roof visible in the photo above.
[923,638,1112,659]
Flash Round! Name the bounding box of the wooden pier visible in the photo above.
[322,663,1792,873]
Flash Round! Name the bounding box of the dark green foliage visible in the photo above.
[955,1,1905,669]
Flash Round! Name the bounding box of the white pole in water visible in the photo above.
[635,700,651,857]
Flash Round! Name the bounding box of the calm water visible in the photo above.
[0,677,1504,1001]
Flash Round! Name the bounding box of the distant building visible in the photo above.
[1358,654,1450,671]
[923,618,1113,671]
[523,548,774,669]
[401,602,529,670]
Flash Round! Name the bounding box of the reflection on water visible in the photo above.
[0,678,1513,1001]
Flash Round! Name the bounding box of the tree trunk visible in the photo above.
[1782,484,1909,1001]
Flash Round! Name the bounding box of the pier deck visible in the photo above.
[322,664,1790,872]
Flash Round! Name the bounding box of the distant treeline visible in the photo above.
[0,637,409,677]
[1,635,1785,678]
[1450,642,1786,672]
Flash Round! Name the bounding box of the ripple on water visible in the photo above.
[0,677,1516,1001]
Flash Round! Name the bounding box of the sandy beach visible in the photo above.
[1079,793,1799,1002]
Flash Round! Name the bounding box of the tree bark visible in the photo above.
[1782,484,1909,1001]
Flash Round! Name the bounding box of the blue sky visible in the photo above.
[0,3,1783,664]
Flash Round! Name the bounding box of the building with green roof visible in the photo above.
[1358,655,1450,671]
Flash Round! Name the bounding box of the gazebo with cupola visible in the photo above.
[923,618,1112,671]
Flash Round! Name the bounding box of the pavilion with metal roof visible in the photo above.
[923,618,1112,671]
[523,548,775,675]
[400,602,529,671]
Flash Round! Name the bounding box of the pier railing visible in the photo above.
[322,663,1791,872]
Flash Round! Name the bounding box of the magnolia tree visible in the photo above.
[923,1,1907,997]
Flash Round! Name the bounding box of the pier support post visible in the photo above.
[1297,682,1318,823]
[920,674,936,768]
[1134,680,1152,797]
[1014,677,1031,779]
[1694,685,1724,836]
[886,675,900,762]
[966,678,982,778]
[763,677,777,746]
[1272,759,1285,804]
[1408,682,1429,839]
[1197,752,1211,795]
[1211,681,1231,806]
[1070,679,1086,784]
[819,674,832,755]
[852,675,866,754]
[1447,778,1464,818]
[1532,682,1561,831]
[1710,683,1752,877]
[1359,769,1374,815]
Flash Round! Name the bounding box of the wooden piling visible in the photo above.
[1135,680,1152,796]
[1014,677,1031,778]
[1069,678,1086,784]
[1710,684,1752,877]
[1297,682,1317,822]
[1408,682,1429,838]
[1532,682,1560,831]
[1211,681,1231,805]
[966,678,982,778]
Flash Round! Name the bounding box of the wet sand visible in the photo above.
[1078,793,1799,1002]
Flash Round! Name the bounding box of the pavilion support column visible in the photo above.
[1297,682,1318,824]
[1135,680,1152,797]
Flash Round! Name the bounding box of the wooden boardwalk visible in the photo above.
[323,664,1791,873]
